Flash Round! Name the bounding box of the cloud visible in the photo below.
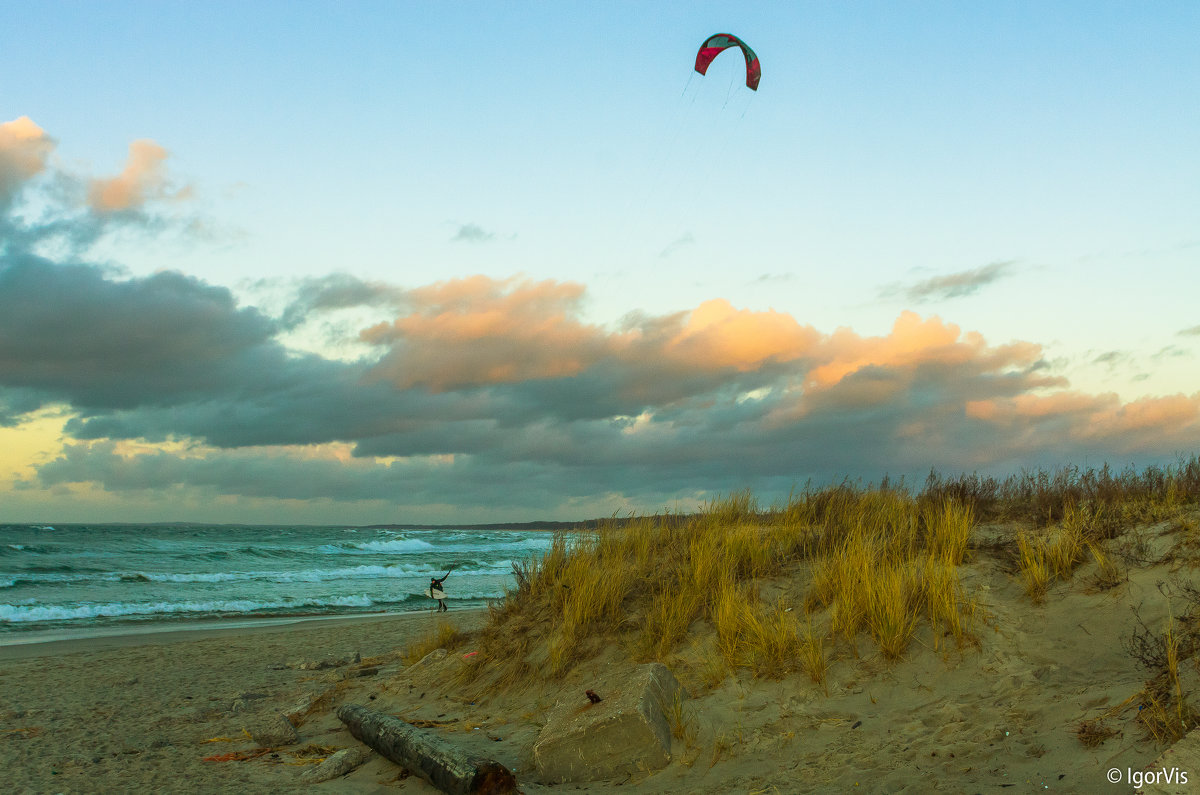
[0,116,54,209]
[966,390,1200,454]
[1093,350,1129,367]
[0,254,279,410]
[4,120,1198,519]
[279,272,408,328]
[87,138,190,213]
[1,117,199,259]
[6,253,1195,519]
[659,232,695,258]
[884,261,1015,303]
[451,223,495,243]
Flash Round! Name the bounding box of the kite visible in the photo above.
[694,33,761,91]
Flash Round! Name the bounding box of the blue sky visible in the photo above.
[1,2,1198,523]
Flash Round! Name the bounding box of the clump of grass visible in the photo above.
[664,689,698,747]
[1046,503,1089,579]
[865,564,920,660]
[1086,541,1126,591]
[713,582,804,678]
[1137,675,1200,746]
[402,620,467,665]
[1016,531,1051,604]
[923,556,971,649]
[1128,606,1200,744]
[1075,718,1119,747]
[798,620,828,690]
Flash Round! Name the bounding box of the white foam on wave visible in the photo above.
[0,594,376,623]
[317,539,435,554]
[7,560,516,587]
[129,564,432,583]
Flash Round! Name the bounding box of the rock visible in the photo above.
[248,712,298,747]
[404,648,448,674]
[299,746,370,784]
[284,688,335,726]
[533,662,686,783]
[343,666,380,680]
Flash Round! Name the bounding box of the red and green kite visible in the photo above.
[694,33,761,91]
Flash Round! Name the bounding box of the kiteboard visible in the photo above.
[429,586,446,600]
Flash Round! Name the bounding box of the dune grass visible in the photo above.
[459,457,1200,697]
[466,485,983,691]
[402,619,467,665]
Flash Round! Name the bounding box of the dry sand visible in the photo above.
[0,610,487,794]
[3,517,1199,793]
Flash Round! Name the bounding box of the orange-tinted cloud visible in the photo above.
[362,276,609,390]
[806,311,1041,388]
[359,278,1054,426]
[87,139,189,212]
[0,116,54,205]
[967,390,1200,449]
[662,299,820,371]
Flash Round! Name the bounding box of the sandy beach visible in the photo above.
[0,609,488,794]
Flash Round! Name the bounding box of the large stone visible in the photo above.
[248,712,298,747]
[299,746,370,784]
[284,687,337,726]
[405,648,448,674]
[533,662,686,783]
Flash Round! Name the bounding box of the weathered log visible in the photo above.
[337,703,516,795]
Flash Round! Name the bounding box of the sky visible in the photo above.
[1,1,1198,524]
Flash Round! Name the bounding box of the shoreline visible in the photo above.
[0,607,485,661]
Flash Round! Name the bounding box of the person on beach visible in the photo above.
[429,570,451,612]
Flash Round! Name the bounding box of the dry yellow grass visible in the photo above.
[462,459,1200,696]
[402,619,467,665]
[1016,531,1051,604]
[465,485,987,691]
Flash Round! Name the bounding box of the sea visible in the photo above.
[0,523,555,645]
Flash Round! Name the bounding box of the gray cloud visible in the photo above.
[1092,350,1129,367]
[884,261,1015,303]
[659,232,695,259]
[278,272,408,328]
[451,223,496,243]
[6,251,1199,520]
[5,124,1199,519]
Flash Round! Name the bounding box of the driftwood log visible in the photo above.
[337,703,516,795]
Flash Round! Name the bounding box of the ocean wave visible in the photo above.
[0,594,378,623]
[121,564,434,583]
[316,539,435,555]
[1,560,517,588]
